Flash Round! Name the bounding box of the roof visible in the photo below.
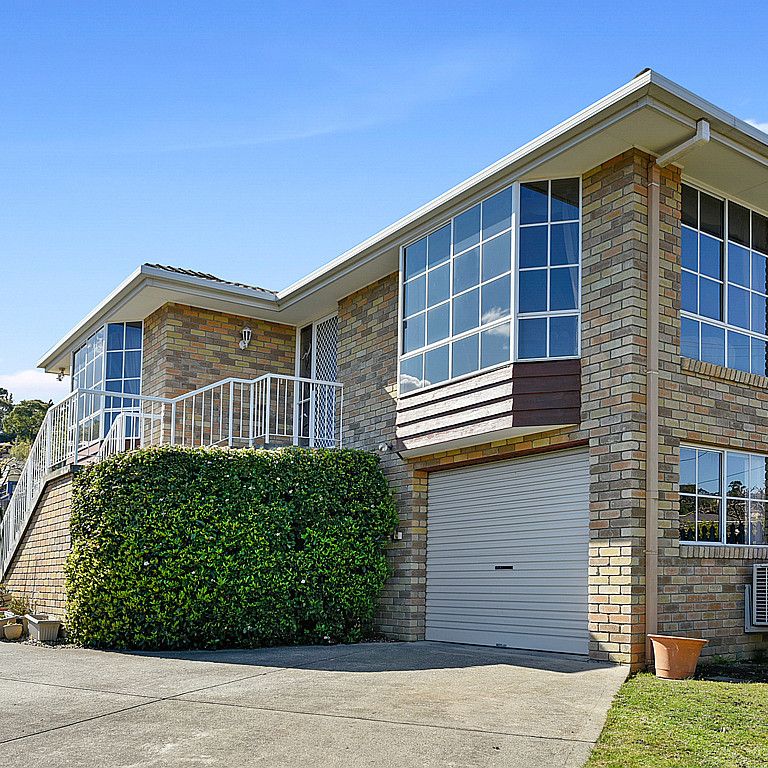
[0,459,23,486]
[145,264,277,295]
[38,69,768,374]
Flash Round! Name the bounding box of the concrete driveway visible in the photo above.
[0,641,627,768]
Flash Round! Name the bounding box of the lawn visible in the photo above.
[586,672,768,768]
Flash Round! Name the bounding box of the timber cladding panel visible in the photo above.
[3,471,74,618]
[395,360,580,454]
[142,302,296,399]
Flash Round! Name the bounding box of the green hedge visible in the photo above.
[66,447,397,649]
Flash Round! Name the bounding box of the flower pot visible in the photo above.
[649,634,708,679]
[3,622,22,641]
[0,611,18,629]
[25,614,61,643]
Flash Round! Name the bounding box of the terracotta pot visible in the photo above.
[3,623,23,641]
[649,634,708,679]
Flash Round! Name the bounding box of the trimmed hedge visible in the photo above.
[66,447,397,649]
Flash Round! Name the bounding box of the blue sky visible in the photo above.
[2,1,768,401]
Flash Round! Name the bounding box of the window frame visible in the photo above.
[397,177,582,398]
[680,180,768,376]
[514,178,582,362]
[679,443,768,548]
[70,320,144,443]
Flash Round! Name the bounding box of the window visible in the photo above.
[72,326,106,443]
[71,322,143,440]
[103,322,143,435]
[679,446,767,546]
[681,184,768,376]
[399,178,580,393]
[517,179,580,360]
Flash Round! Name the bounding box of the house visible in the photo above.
[0,458,22,514]
[3,68,768,668]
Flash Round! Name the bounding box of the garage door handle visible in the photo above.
[494,565,514,570]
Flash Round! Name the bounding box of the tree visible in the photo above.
[2,399,51,443]
[0,387,13,438]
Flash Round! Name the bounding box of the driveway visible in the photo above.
[0,641,627,768]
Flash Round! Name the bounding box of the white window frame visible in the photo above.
[70,320,144,443]
[397,177,582,398]
[680,443,768,548]
[680,180,768,375]
[514,178,582,362]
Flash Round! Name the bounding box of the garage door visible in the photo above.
[426,448,589,654]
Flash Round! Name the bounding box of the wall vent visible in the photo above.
[753,564,768,626]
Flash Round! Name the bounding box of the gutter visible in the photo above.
[656,119,710,168]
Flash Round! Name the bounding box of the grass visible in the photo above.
[586,672,768,768]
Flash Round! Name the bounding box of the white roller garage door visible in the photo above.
[426,448,589,654]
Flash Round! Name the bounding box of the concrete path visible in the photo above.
[0,641,627,768]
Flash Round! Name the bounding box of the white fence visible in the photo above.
[1,374,342,575]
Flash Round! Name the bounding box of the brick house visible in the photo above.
[4,69,768,668]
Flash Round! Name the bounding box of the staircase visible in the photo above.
[0,373,343,577]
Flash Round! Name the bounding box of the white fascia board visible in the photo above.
[278,71,768,309]
[275,70,655,306]
[37,265,144,370]
[36,265,279,371]
[647,71,768,149]
[39,70,768,374]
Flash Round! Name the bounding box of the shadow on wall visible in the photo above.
[125,640,617,674]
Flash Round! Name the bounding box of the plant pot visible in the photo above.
[3,622,22,641]
[649,634,708,679]
[0,611,19,629]
[25,614,61,643]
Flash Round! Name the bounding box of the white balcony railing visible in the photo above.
[1,374,342,576]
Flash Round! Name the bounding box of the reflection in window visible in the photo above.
[399,178,581,393]
[72,322,143,441]
[400,187,514,392]
[679,445,767,546]
[517,178,580,360]
[681,183,768,376]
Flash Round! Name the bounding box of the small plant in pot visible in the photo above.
[649,634,708,679]
[3,621,22,641]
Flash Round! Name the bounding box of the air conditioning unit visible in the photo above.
[754,564,768,626]
[745,563,768,631]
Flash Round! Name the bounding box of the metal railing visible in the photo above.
[1,373,343,576]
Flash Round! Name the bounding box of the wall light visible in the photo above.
[239,327,252,350]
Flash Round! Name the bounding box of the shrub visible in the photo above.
[66,447,397,650]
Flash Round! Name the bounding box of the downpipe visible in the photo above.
[646,122,709,665]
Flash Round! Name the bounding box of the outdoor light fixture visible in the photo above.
[377,442,391,453]
[239,326,252,350]
[56,368,65,382]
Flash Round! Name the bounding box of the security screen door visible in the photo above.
[297,315,338,446]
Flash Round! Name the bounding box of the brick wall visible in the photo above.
[336,151,768,664]
[3,471,74,618]
[580,150,651,666]
[337,274,424,639]
[336,274,589,643]
[142,303,296,398]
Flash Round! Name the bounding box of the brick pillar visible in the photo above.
[337,274,425,640]
[581,150,652,665]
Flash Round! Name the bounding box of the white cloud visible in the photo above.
[0,369,70,404]
[746,119,768,134]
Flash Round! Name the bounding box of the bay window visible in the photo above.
[72,321,143,441]
[680,445,767,546]
[681,183,768,375]
[399,178,581,394]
